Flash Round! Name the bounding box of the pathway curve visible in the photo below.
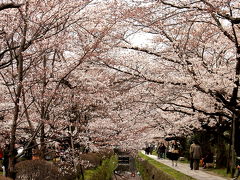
[142,152,230,180]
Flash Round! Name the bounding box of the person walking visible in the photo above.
[160,143,166,159]
[149,143,155,155]
[170,140,180,167]
[157,142,166,159]
[145,146,150,155]
[157,143,161,159]
[189,141,194,170]
[190,140,202,170]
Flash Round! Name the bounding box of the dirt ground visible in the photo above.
[0,176,12,180]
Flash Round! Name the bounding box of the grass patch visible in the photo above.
[203,168,232,179]
[83,169,95,179]
[138,152,195,180]
[152,150,158,156]
[81,155,117,180]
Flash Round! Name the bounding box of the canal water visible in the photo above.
[112,172,141,180]
[112,153,142,180]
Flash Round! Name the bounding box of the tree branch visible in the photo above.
[0,3,22,11]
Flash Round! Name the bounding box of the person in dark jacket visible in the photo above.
[159,143,166,159]
[168,141,179,167]
[149,143,155,155]
[145,146,150,155]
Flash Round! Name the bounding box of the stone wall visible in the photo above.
[136,158,175,180]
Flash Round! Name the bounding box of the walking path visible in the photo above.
[142,152,230,180]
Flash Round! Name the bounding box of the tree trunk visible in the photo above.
[234,114,240,156]
[226,143,231,174]
[39,55,47,159]
[8,52,24,179]
[22,88,39,153]
[231,113,237,177]
[40,122,45,159]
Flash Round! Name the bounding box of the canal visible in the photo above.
[112,151,142,180]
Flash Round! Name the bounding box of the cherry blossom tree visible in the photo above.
[2,0,240,178]
[0,0,140,178]
[0,0,98,177]
[98,0,240,169]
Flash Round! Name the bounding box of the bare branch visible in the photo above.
[0,3,22,11]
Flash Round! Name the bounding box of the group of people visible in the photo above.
[168,140,212,169]
[144,140,180,166]
[144,142,167,159]
[145,138,240,180]
[144,139,213,169]
[144,139,240,180]
[189,140,240,180]
[144,143,155,155]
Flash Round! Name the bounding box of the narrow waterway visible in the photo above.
[112,153,142,180]
[112,171,141,180]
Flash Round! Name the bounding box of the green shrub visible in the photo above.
[15,160,60,180]
[80,155,117,180]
